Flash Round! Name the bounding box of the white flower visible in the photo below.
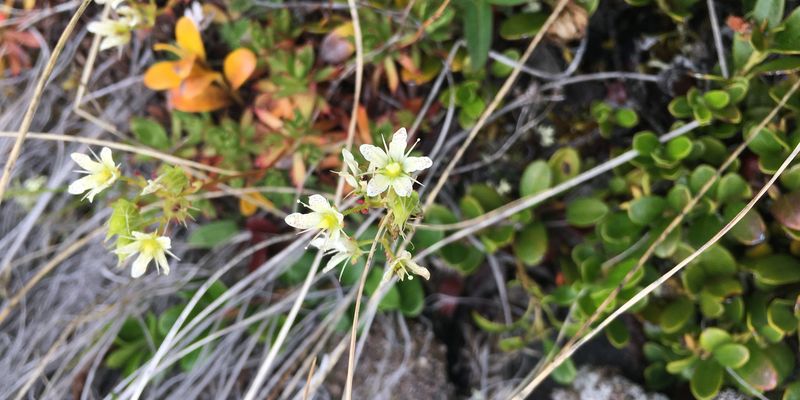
[389,250,430,281]
[338,148,366,191]
[115,231,177,278]
[359,127,432,197]
[68,147,121,202]
[310,235,360,275]
[95,0,125,9]
[285,194,345,246]
[88,18,133,51]
[184,2,209,30]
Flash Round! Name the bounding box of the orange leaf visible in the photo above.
[224,48,257,91]
[175,16,206,61]
[143,61,183,90]
[356,105,371,144]
[384,58,399,93]
[239,192,275,217]
[170,85,230,112]
[291,153,306,189]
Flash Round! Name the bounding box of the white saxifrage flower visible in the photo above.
[115,231,178,278]
[141,176,165,195]
[310,235,360,275]
[68,147,121,202]
[388,250,430,281]
[285,194,345,245]
[359,128,432,197]
[95,0,125,8]
[88,18,134,51]
[338,148,366,191]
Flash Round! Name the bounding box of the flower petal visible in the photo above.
[68,175,95,195]
[285,212,323,230]
[157,236,171,250]
[388,127,407,160]
[176,16,206,60]
[366,174,390,197]
[131,253,152,278]
[391,176,413,197]
[403,156,432,173]
[359,144,388,168]
[71,152,101,172]
[156,252,171,275]
[342,148,360,174]
[143,61,183,90]
[307,194,331,213]
[323,253,350,273]
[100,147,115,167]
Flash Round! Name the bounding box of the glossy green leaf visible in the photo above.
[703,90,730,109]
[771,7,800,54]
[660,297,694,334]
[514,221,548,266]
[690,359,723,399]
[633,130,659,156]
[605,318,630,349]
[713,343,750,368]
[614,108,639,128]
[664,136,692,161]
[520,160,552,197]
[628,196,666,225]
[716,173,751,204]
[699,327,732,352]
[549,147,581,184]
[668,97,692,118]
[771,191,800,230]
[499,12,547,40]
[566,197,609,227]
[753,0,784,28]
[746,254,800,285]
[461,0,493,70]
[783,381,800,400]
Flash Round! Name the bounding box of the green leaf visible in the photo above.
[746,254,800,285]
[365,269,400,311]
[713,343,750,368]
[699,327,732,352]
[472,311,512,333]
[772,7,800,54]
[628,196,666,225]
[499,12,547,40]
[783,381,800,400]
[753,0,784,28]
[767,299,797,333]
[398,278,425,317]
[543,340,577,384]
[498,336,526,351]
[735,343,780,392]
[520,160,552,197]
[716,173,751,204]
[566,197,609,227]
[106,342,144,369]
[188,220,239,248]
[513,221,548,266]
[668,97,692,118]
[548,147,581,184]
[689,165,718,195]
[780,163,800,190]
[158,306,182,336]
[131,117,170,150]
[771,191,800,230]
[660,297,694,334]
[751,57,800,74]
[690,359,723,400]
[667,184,691,211]
[702,90,730,110]
[461,0,493,70]
[460,195,485,219]
[724,202,768,246]
[605,318,630,349]
[633,130,660,156]
[664,136,692,161]
[614,108,639,128]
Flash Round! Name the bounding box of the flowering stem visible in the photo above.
[344,218,386,400]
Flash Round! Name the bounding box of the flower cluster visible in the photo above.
[88,0,155,52]
[285,128,433,281]
[68,147,186,279]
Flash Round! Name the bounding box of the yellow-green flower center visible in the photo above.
[319,212,340,230]
[140,237,161,257]
[95,166,116,184]
[385,162,403,178]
